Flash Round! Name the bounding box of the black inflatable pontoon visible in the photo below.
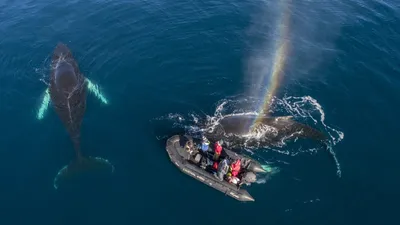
[166,134,267,202]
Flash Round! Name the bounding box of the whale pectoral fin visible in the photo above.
[85,78,109,105]
[36,88,51,120]
[53,156,115,190]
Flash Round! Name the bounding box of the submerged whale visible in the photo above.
[48,43,114,189]
[203,114,327,149]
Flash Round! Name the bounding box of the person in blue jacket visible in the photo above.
[200,136,210,152]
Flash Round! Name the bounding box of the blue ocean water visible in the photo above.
[0,0,399,224]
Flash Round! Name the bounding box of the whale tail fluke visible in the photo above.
[53,156,115,190]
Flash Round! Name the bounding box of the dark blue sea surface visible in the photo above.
[0,0,399,224]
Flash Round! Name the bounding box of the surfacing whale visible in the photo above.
[203,114,328,149]
[48,43,114,189]
[202,114,342,177]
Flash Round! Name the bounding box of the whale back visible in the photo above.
[49,43,87,152]
[54,61,78,93]
[219,115,254,135]
[205,115,327,147]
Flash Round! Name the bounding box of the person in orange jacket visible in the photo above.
[227,159,241,186]
[230,159,241,177]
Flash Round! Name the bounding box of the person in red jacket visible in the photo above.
[230,159,241,177]
[213,140,223,161]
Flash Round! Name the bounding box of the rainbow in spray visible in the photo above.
[250,0,291,132]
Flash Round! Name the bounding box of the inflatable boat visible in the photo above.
[165,134,267,202]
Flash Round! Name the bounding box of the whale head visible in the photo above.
[52,43,73,60]
[54,60,78,94]
[51,43,80,94]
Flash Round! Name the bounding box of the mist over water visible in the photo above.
[244,0,350,98]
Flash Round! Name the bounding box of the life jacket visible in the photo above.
[212,162,218,170]
[214,143,222,155]
[230,160,241,177]
[201,141,210,152]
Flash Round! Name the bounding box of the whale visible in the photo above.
[203,114,327,149]
[48,43,114,189]
[49,43,87,152]
[201,114,342,177]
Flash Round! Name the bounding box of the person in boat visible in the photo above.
[184,139,195,156]
[213,140,223,161]
[200,136,210,153]
[225,159,241,186]
[230,159,241,177]
[215,158,229,181]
